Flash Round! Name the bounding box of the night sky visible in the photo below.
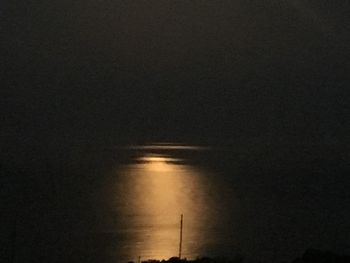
[2,1,350,151]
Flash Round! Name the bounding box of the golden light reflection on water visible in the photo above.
[111,150,213,261]
[137,155,181,172]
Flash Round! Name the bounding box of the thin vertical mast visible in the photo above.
[179,214,183,259]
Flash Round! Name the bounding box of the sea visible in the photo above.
[2,142,350,263]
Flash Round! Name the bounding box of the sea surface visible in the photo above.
[2,143,350,263]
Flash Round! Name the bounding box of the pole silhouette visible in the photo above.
[179,214,183,259]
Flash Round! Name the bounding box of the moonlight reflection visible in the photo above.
[109,147,213,261]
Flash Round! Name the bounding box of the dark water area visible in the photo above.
[1,142,350,263]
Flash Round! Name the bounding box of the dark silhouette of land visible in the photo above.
[129,249,350,263]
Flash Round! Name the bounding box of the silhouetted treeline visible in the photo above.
[136,256,243,263]
[128,249,350,263]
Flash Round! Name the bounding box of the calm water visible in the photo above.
[99,145,232,261]
[94,143,350,262]
[4,143,350,263]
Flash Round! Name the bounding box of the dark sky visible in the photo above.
[2,0,350,150]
